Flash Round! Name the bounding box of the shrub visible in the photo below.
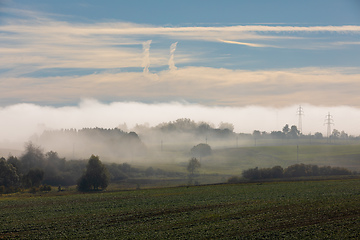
[39,184,52,192]
[242,167,261,180]
[29,186,38,194]
[242,164,352,180]
[190,143,212,158]
[227,176,242,184]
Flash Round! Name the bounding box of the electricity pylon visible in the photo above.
[324,112,334,141]
[296,105,304,134]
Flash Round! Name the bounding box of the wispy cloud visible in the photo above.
[333,41,360,46]
[1,7,360,109]
[142,40,152,73]
[168,42,178,70]
[1,7,359,74]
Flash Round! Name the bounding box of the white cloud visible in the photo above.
[1,9,359,73]
[1,66,360,107]
[1,7,359,124]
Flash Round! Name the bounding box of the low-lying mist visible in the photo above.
[1,99,360,154]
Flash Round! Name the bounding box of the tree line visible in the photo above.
[252,124,352,140]
[0,142,183,194]
[37,128,147,160]
[228,163,355,183]
[141,119,353,140]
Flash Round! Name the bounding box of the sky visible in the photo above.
[1,0,360,143]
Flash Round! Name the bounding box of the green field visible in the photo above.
[135,144,360,178]
[1,179,360,239]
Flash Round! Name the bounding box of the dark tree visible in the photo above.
[46,151,66,172]
[187,157,201,185]
[282,124,290,134]
[314,132,323,139]
[187,158,200,175]
[0,158,20,189]
[271,166,284,178]
[106,163,128,181]
[43,151,68,186]
[253,130,261,146]
[271,131,285,139]
[190,143,212,159]
[284,164,307,177]
[241,164,352,180]
[77,155,110,191]
[20,142,45,174]
[119,163,132,173]
[242,167,261,180]
[332,129,340,139]
[23,168,44,188]
[288,125,300,139]
[7,156,21,173]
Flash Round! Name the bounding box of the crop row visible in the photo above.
[0,179,359,238]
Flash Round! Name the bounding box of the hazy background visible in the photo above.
[1,100,360,146]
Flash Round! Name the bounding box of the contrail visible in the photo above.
[218,39,273,48]
[142,40,152,73]
[169,42,178,70]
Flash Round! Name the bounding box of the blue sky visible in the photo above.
[1,0,360,141]
[1,0,360,106]
[5,0,359,25]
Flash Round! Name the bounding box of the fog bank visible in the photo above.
[1,99,360,147]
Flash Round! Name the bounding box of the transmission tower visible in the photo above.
[296,105,304,134]
[324,112,334,139]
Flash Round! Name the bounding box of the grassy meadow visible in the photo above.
[206,144,360,174]
[110,143,360,189]
[134,143,360,177]
[1,178,360,239]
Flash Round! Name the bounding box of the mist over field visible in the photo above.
[2,99,360,146]
[1,2,360,239]
[1,1,360,185]
[0,99,359,168]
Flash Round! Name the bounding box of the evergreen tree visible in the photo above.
[77,155,109,191]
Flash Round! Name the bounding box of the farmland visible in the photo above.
[138,143,360,177]
[1,178,360,239]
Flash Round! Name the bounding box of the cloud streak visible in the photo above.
[142,40,152,73]
[1,8,359,75]
[168,42,178,70]
[1,7,359,111]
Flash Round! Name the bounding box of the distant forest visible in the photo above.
[130,118,354,142]
[35,119,356,159]
[37,128,147,160]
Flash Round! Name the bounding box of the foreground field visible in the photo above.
[1,179,360,239]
